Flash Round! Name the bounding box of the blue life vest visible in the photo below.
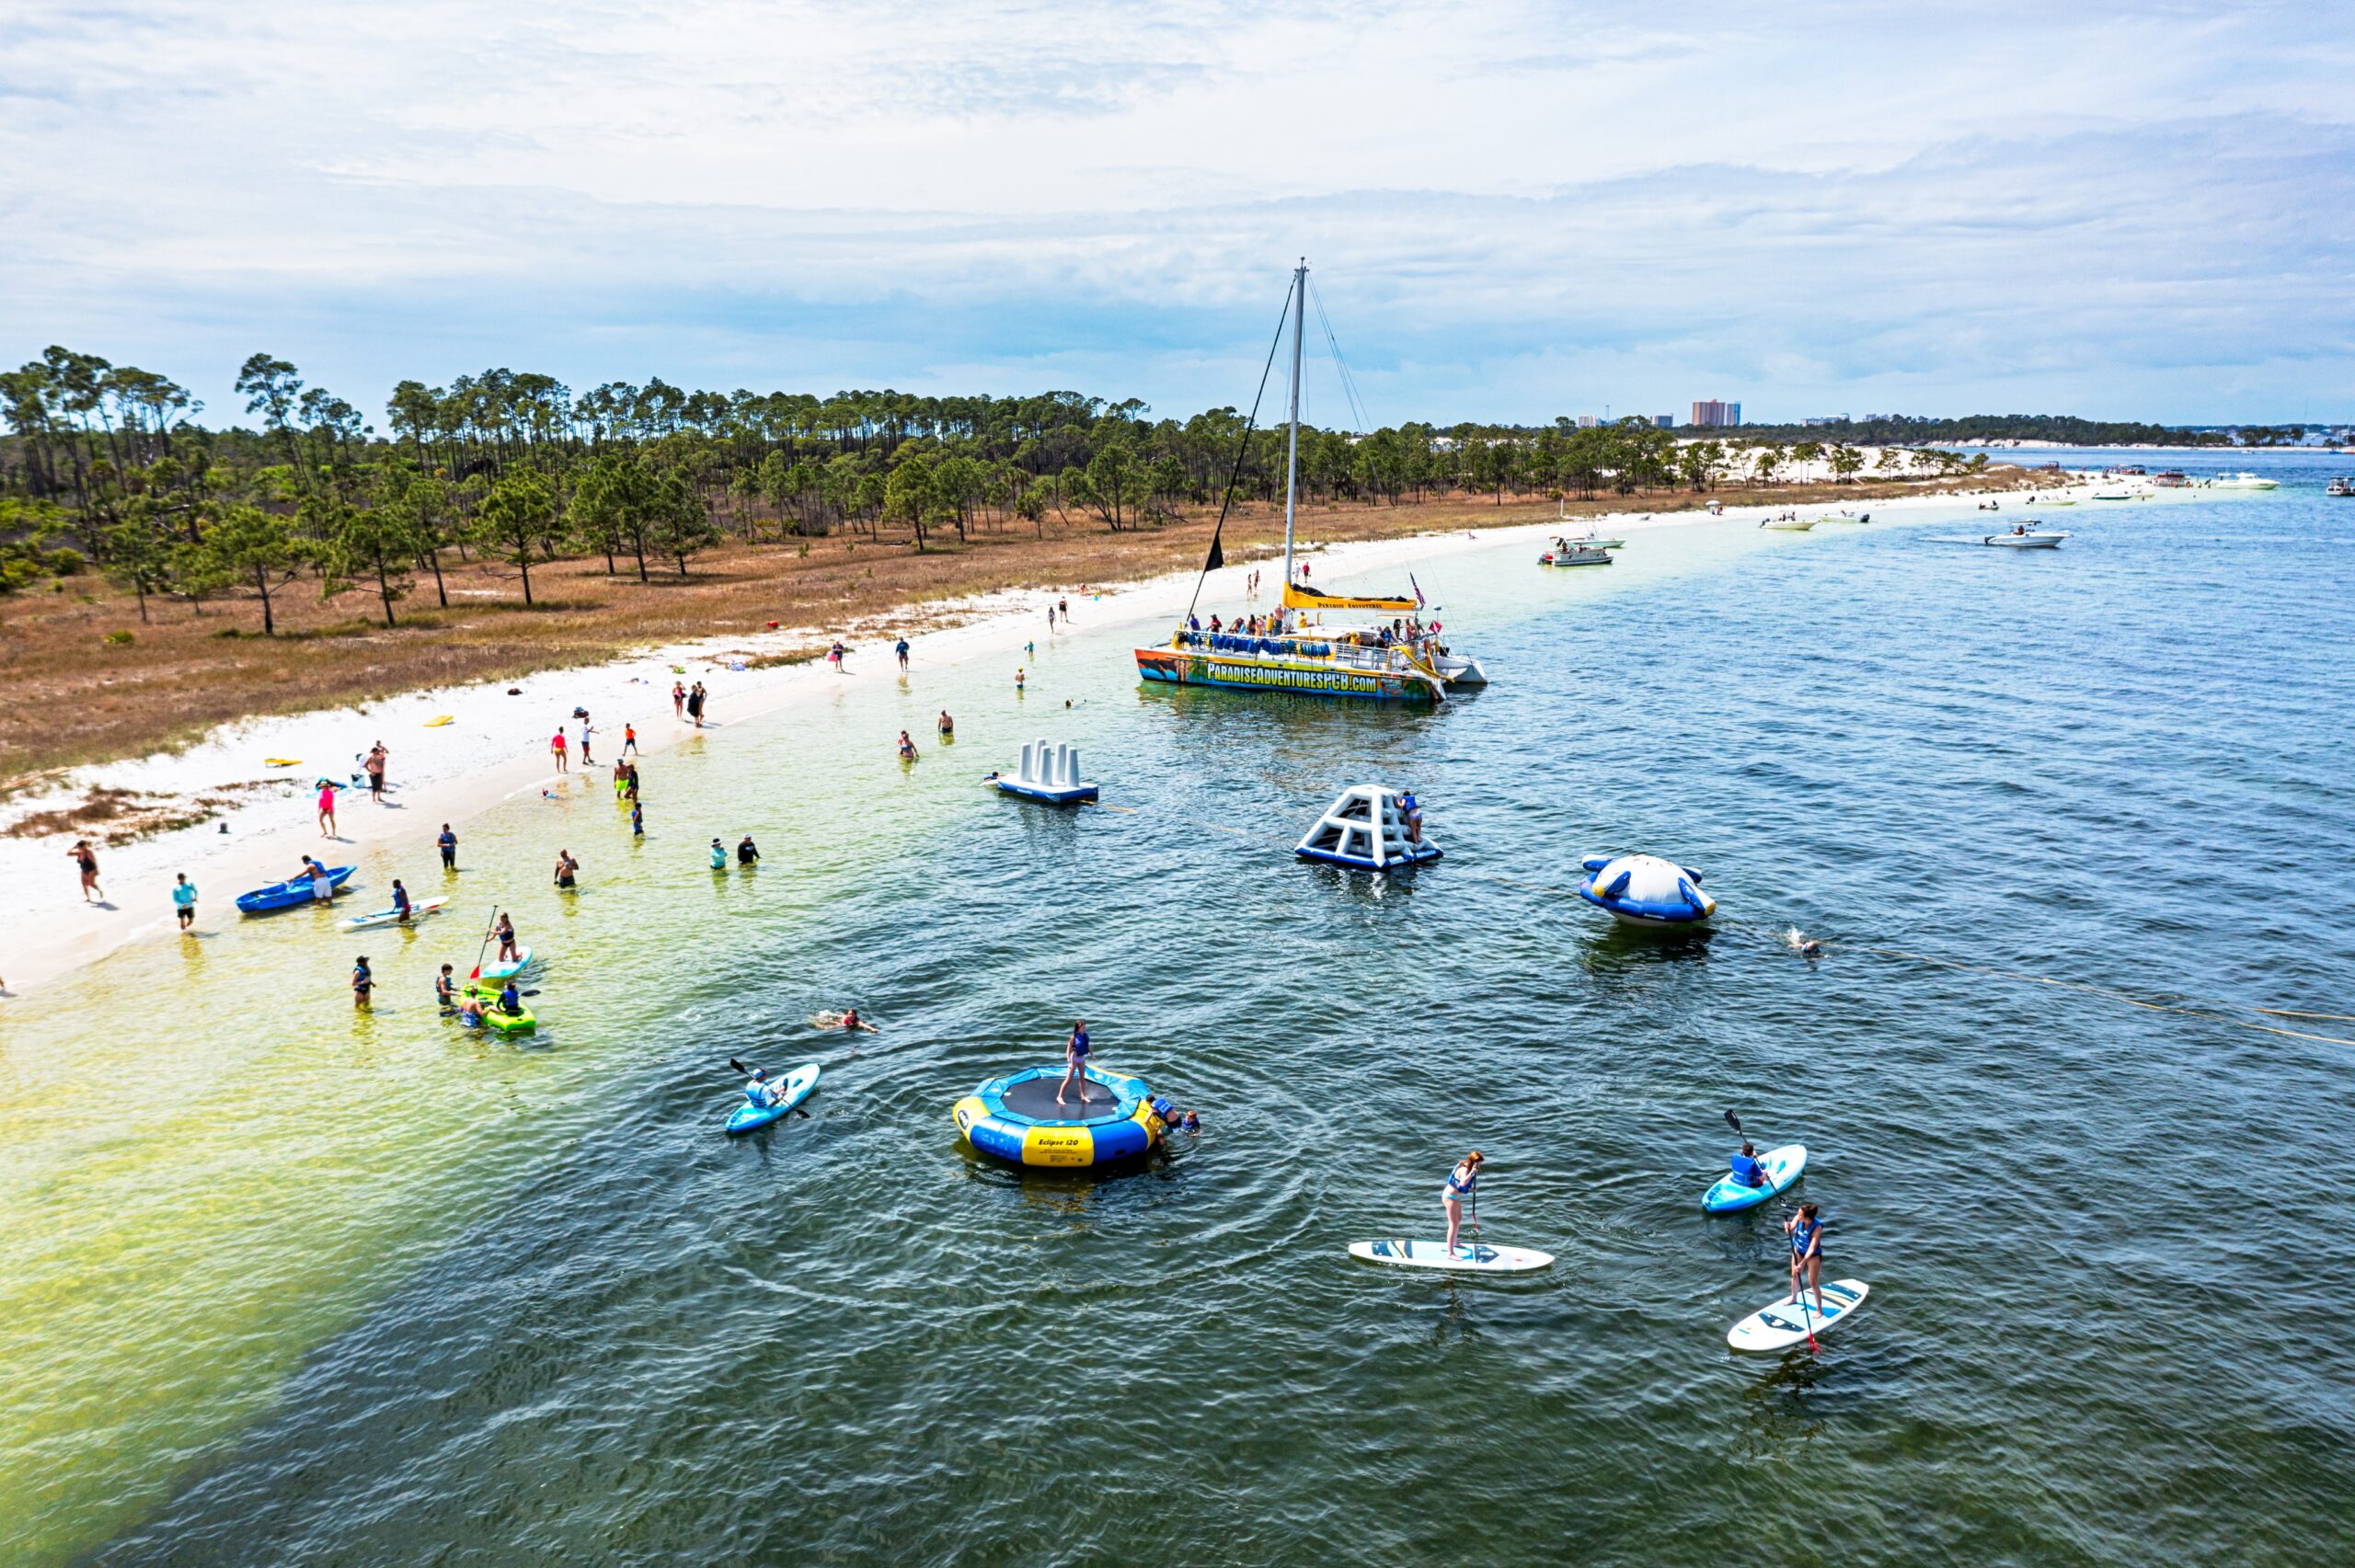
[1730,1153,1767,1188]
[1791,1218,1823,1259]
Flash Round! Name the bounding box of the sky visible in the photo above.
[4,1,2352,429]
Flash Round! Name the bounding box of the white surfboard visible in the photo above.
[1348,1238,1554,1273]
[1727,1278,1870,1351]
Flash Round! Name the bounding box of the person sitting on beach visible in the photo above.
[737,835,761,865]
[1729,1142,1768,1190]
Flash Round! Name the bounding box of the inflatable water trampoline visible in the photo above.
[953,1064,1166,1168]
[1577,853,1716,928]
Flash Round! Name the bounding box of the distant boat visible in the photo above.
[1760,516,1816,531]
[1983,528,2067,549]
[2210,471,2280,490]
[1540,540,1613,567]
[2327,476,2354,498]
[2091,489,2136,501]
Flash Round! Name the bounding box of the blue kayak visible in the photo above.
[725,1062,821,1135]
[1701,1143,1807,1212]
[236,864,355,914]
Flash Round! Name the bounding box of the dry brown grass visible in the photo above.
[0,470,2038,776]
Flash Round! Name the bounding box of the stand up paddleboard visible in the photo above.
[476,947,534,983]
[1727,1279,1869,1351]
[726,1062,821,1136]
[339,897,450,931]
[1702,1144,1808,1212]
[1347,1238,1554,1273]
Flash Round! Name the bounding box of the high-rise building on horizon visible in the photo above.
[1576,414,1599,429]
[1653,414,1673,429]
[1689,399,1742,429]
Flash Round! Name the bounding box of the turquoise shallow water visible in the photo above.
[6,454,2354,1565]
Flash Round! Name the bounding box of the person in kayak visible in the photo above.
[493,911,519,963]
[742,1067,786,1110]
[496,979,523,1016]
[709,838,728,870]
[1056,1018,1093,1106]
[1786,1201,1828,1317]
[435,963,457,1010]
[351,956,373,1010]
[736,835,760,866]
[1442,1150,1484,1255]
[390,878,412,921]
[1729,1142,1769,1190]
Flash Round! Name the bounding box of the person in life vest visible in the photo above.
[1729,1142,1768,1191]
[743,1067,785,1110]
[1442,1150,1484,1255]
[1786,1202,1828,1318]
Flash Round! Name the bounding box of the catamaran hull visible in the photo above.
[1436,655,1489,686]
[1136,648,1439,704]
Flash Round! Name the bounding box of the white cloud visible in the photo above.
[3,1,2350,422]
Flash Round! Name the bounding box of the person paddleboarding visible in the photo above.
[1442,1150,1485,1255]
[1786,1201,1828,1318]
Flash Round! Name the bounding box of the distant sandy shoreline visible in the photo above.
[0,477,2120,997]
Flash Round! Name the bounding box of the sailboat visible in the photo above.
[1134,261,1488,704]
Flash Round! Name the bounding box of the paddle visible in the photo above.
[1727,1111,1818,1353]
[727,1058,810,1120]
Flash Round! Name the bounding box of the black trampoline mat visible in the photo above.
[999,1073,1130,1123]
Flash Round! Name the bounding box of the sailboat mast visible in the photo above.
[1281,258,1306,589]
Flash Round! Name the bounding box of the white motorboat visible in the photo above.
[1760,516,1817,532]
[1540,539,1613,567]
[2326,476,2354,498]
[1983,529,2067,549]
[2210,471,2280,490]
[1816,510,1871,524]
[2091,489,2136,501]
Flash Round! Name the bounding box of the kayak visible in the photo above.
[1346,1238,1554,1273]
[475,947,535,982]
[1728,1278,1870,1352]
[1702,1143,1808,1213]
[236,865,354,914]
[461,983,536,1035]
[726,1061,821,1135]
[339,896,450,931]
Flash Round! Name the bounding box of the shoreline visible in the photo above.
[0,478,2123,998]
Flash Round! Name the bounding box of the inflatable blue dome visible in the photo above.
[1578,853,1715,927]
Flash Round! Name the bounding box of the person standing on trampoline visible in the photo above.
[1056,1019,1093,1107]
[1442,1150,1484,1255]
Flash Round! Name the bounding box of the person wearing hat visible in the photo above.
[1442,1150,1484,1255]
[709,838,728,870]
[742,1066,786,1112]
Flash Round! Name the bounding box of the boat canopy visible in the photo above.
[1282,581,1417,612]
